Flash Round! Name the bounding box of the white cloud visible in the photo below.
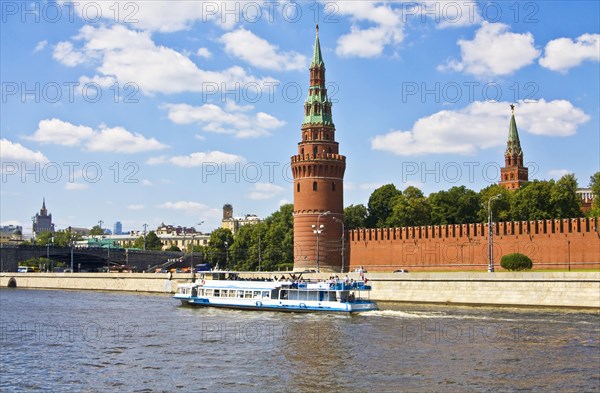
[87,125,167,153]
[335,2,404,58]
[548,169,572,179]
[249,183,286,200]
[196,47,212,58]
[65,182,89,190]
[59,1,238,32]
[221,28,306,71]
[26,118,168,153]
[157,201,208,212]
[371,100,589,156]
[147,151,245,167]
[27,118,94,146]
[0,139,49,164]
[539,34,600,73]
[164,102,285,138]
[127,204,145,210]
[52,41,86,67]
[53,24,274,95]
[33,40,48,53]
[425,1,482,28]
[142,179,153,186]
[278,199,291,206]
[439,22,540,77]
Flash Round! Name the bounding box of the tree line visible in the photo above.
[344,172,599,229]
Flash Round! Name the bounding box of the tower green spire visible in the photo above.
[506,104,522,156]
[302,25,333,126]
[311,24,324,67]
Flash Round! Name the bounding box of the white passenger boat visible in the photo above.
[174,273,378,313]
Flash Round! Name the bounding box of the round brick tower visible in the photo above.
[292,26,345,272]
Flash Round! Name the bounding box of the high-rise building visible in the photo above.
[114,221,123,235]
[499,105,529,190]
[291,26,345,272]
[32,198,54,236]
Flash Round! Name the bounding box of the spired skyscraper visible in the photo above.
[291,26,346,272]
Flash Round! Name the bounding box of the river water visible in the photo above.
[0,288,598,392]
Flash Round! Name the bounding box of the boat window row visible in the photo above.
[200,288,272,299]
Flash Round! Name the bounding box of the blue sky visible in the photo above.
[1,1,599,235]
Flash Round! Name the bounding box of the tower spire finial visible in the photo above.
[316,23,319,34]
[510,103,515,114]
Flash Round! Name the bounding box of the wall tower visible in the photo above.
[291,26,346,272]
[499,105,528,190]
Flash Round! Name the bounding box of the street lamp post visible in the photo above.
[143,223,148,250]
[488,194,502,273]
[223,241,229,270]
[312,211,330,272]
[333,217,345,273]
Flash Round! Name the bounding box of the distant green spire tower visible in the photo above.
[500,104,529,190]
[292,25,346,272]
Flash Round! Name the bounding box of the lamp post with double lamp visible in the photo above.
[333,217,345,273]
[487,194,502,273]
[312,211,330,273]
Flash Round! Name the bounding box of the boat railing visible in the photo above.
[286,281,371,291]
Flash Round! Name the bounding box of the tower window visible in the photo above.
[332,182,336,191]
[313,146,318,156]
[313,181,317,191]
[297,183,300,192]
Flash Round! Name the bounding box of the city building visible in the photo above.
[577,188,594,213]
[32,198,54,236]
[0,225,23,244]
[291,26,345,272]
[113,221,123,235]
[499,105,529,190]
[221,204,261,235]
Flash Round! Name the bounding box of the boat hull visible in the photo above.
[174,295,377,313]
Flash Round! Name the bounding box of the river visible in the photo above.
[0,289,598,392]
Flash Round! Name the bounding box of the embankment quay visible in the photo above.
[1,271,598,309]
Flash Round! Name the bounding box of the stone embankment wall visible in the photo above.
[348,217,600,271]
[1,272,598,308]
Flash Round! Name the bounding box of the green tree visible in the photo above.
[366,184,401,227]
[261,204,294,270]
[205,228,234,269]
[133,231,162,250]
[550,174,582,218]
[429,186,479,224]
[589,172,600,216]
[166,245,181,252]
[89,225,104,236]
[478,185,513,222]
[510,180,554,220]
[34,229,81,247]
[344,204,368,229]
[388,186,431,227]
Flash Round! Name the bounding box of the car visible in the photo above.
[393,269,409,273]
[17,266,34,273]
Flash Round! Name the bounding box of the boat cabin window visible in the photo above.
[228,290,236,298]
[205,289,213,297]
[237,290,244,298]
[262,291,270,299]
[214,289,221,297]
[253,291,261,298]
[280,290,288,300]
[244,291,253,299]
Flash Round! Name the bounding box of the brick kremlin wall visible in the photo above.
[348,217,600,272]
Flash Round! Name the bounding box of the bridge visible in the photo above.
[0,245,184,272]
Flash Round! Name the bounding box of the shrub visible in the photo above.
[500,253,533,271]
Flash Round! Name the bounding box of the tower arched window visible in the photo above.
[328,147,332,154]
[301,148,304,155]
[297,183,300,192]
[332,182,336,191]
[313,146,318,156]
[313,181,318,191]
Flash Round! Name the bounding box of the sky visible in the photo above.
[1,1,599,235]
